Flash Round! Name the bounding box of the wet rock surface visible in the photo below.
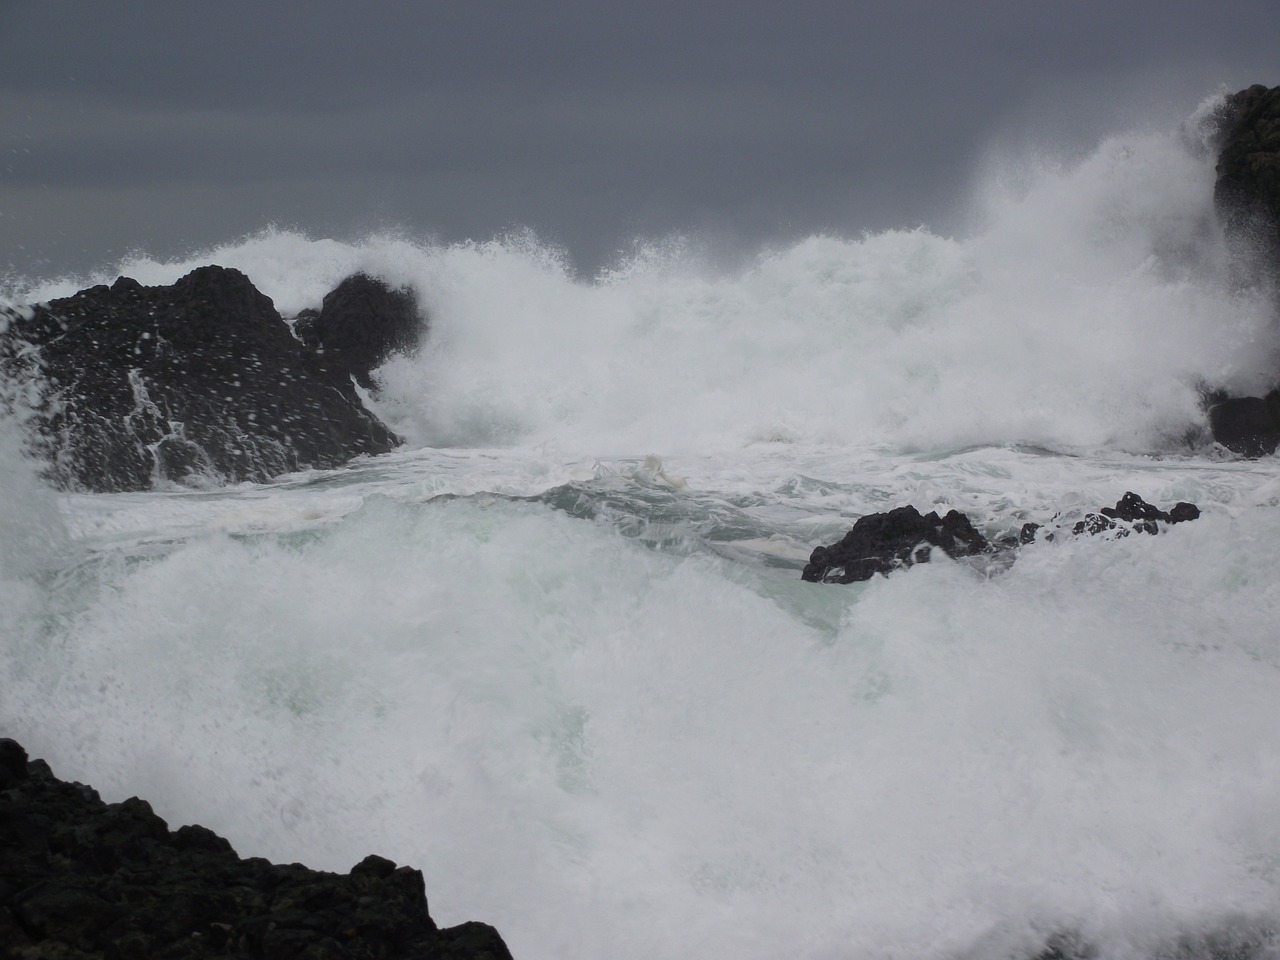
[1214,83,1280,273]
[0,738,514,959]
[293,273,425,391]
[0,267,402,492]
[1207,83,1280,456]
[1058,490,1200,539]
[801,504,991,583]
[803,493,1200,584]
[1206,390,1280,459]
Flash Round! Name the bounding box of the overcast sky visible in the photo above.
[2,1,1277,279]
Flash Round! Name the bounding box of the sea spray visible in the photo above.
[6,101,1276,459]
[0,390,69,581]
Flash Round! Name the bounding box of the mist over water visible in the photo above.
[3,98,1280,960]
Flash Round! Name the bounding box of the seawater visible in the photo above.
[2,95,1280,960]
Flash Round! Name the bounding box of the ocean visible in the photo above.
[2,95,1280,960]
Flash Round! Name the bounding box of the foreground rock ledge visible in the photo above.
[0,739,513,960]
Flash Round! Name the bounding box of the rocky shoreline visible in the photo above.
[0,269,422,493]
[0,739,513,959]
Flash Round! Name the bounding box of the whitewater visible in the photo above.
[3,97,1280,960]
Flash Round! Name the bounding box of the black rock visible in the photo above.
[0,738,29,790]
[1205,84,1280,455]
[0,739,514,960]
[801,505,990,583]
[803,493,1202,583]
[1068,491,1202,538]
[1071,512,1126,537]
[1207,392,1280,457]
[294,273,425,391]
[1214,83,1280,276]
[0,266,402,492]
[1100,491,1165,523]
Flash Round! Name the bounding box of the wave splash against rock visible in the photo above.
[0,267,416,492]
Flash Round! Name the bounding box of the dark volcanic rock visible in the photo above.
[0,267,401,492]
[804,493,1201,584]
[0,737,514,960]
[1207,391,1280,457]
[294,273,425,391]
[1103,490,1199,524]
[801,505,990,583]
[1214,83,1280,273]
[1206,84,1280,455]
[1067,491,1201,538]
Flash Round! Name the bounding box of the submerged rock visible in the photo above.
[0,738,514,959]
[803,493,1200,584]
[0,266,401,492]
[293,273,425,391]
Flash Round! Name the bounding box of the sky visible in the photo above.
[1,1,1278,280]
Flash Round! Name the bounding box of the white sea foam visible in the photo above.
[2,454,1278,960]
[0,403,68,578]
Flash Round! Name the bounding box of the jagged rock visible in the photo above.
[804,493,1201,583]
[1104,490,1200,524]
[0,266,402,492]
[1064,491,1201,538]
[293,273,425,391]
[0,738,514,960]
[801,505,990,583]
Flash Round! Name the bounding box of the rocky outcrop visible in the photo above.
[0,738,513,959]
[1206,392,1280,458]
[801,505,991,583]
[1035,490,1200,540]
[1207,84,1280,456]
[802,493,1200,584]
[0,267,402,492]
[1214,84,1280,271]
[293,274,425,391]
